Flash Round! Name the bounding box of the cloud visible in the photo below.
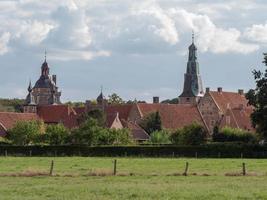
[16,20,55,45]
[0,32,11,55]
[169,8,259,54]
[244,21,267,43]
[48,5,92,48]
[133,1,179,45]
[0,0,263,59]
[49,49,111,61]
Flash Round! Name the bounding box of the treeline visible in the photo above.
[5,119,133,146]
[0,98,24,112]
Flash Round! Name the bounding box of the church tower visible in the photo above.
[24,52,61,110]
[179,33,204,104]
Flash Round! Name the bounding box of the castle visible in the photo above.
[0,35,254,140]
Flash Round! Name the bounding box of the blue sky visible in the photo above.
[0,0,266,102]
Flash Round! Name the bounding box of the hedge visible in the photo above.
[0,144,267,158]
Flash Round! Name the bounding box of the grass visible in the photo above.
[0,157,267,199]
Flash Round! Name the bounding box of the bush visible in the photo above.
[46,124,70,145]
[7,120,45,145]
[70,118,102,145]
[213,127,258,143]
[70,118,133,146]
[170,123,207,145]
[102,128,133,145]
[149,130,171,144]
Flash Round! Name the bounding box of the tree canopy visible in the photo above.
[139,111,162,135]
[108,93,125,104]
[246,53,267,139]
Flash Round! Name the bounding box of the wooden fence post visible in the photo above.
[183,162,189,176]
[5,150,7,157]
[195,152,198,158]
[241,153,243,159]
[49,160,54,176]
[218,152,221,158]
[242,162,246,176]
[29,150,32,157]
[113,159,117,175]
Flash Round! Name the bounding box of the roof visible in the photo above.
[73,107,86,115]
[122,120,149,141]
[220,107,254,131]
[105,104,133,121]
[209,91,250,112]
[106,112,123,129]
[37,105,78,129]
[0,112,39,134]
[34,75,56,89]
[136,103,206,130]
[209,91,254,131]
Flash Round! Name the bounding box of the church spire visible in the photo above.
[179,33,204,104]
[192,30,194,44]
[44,50,47,62]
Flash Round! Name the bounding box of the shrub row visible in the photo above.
[0,144,267,158]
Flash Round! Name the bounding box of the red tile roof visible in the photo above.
[0,112,39,135]
[37,105,78,129]
[209,91,250,112]
[73,107,86,115]
[209,91,254,131]
[122,120,149,141]
[137,103,206,130]
[105,104,133,121]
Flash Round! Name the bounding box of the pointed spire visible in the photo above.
[44,50,47,62]
[28,80,32,92]
[192,30,195,44]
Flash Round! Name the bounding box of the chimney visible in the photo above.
[52,75,57,85]
[238,89,244,95]
[217,87,222,93]
[153,96,159,104]
[205,87,210,93]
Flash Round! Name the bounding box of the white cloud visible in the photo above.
[169,8,259,54]
[0,32,11,55]
[16,20,55,45]
[49,49,111,61]
[244,22,267,43]
[133,1,179,45]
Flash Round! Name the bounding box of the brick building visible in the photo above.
[0,36,255,139]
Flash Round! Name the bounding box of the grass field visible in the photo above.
[0,157,267,199]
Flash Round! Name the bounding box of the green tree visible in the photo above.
[108,93,125,104]
[246,53,267,139]
[149,130,170,144]
[97,128,133,145]
[7,120,45,145]
[71,118,103,145]
[139,111,162,135]
[161,98,179,104]
[78,109,106,127]
[170,123,207,145]
[46,124,70,145]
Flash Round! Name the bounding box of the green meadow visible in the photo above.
[0,157,267,200]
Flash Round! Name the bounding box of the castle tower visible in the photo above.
[24,52,61,108]
[179,32,204,104]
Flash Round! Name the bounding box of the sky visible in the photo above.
[0,0,266,103]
